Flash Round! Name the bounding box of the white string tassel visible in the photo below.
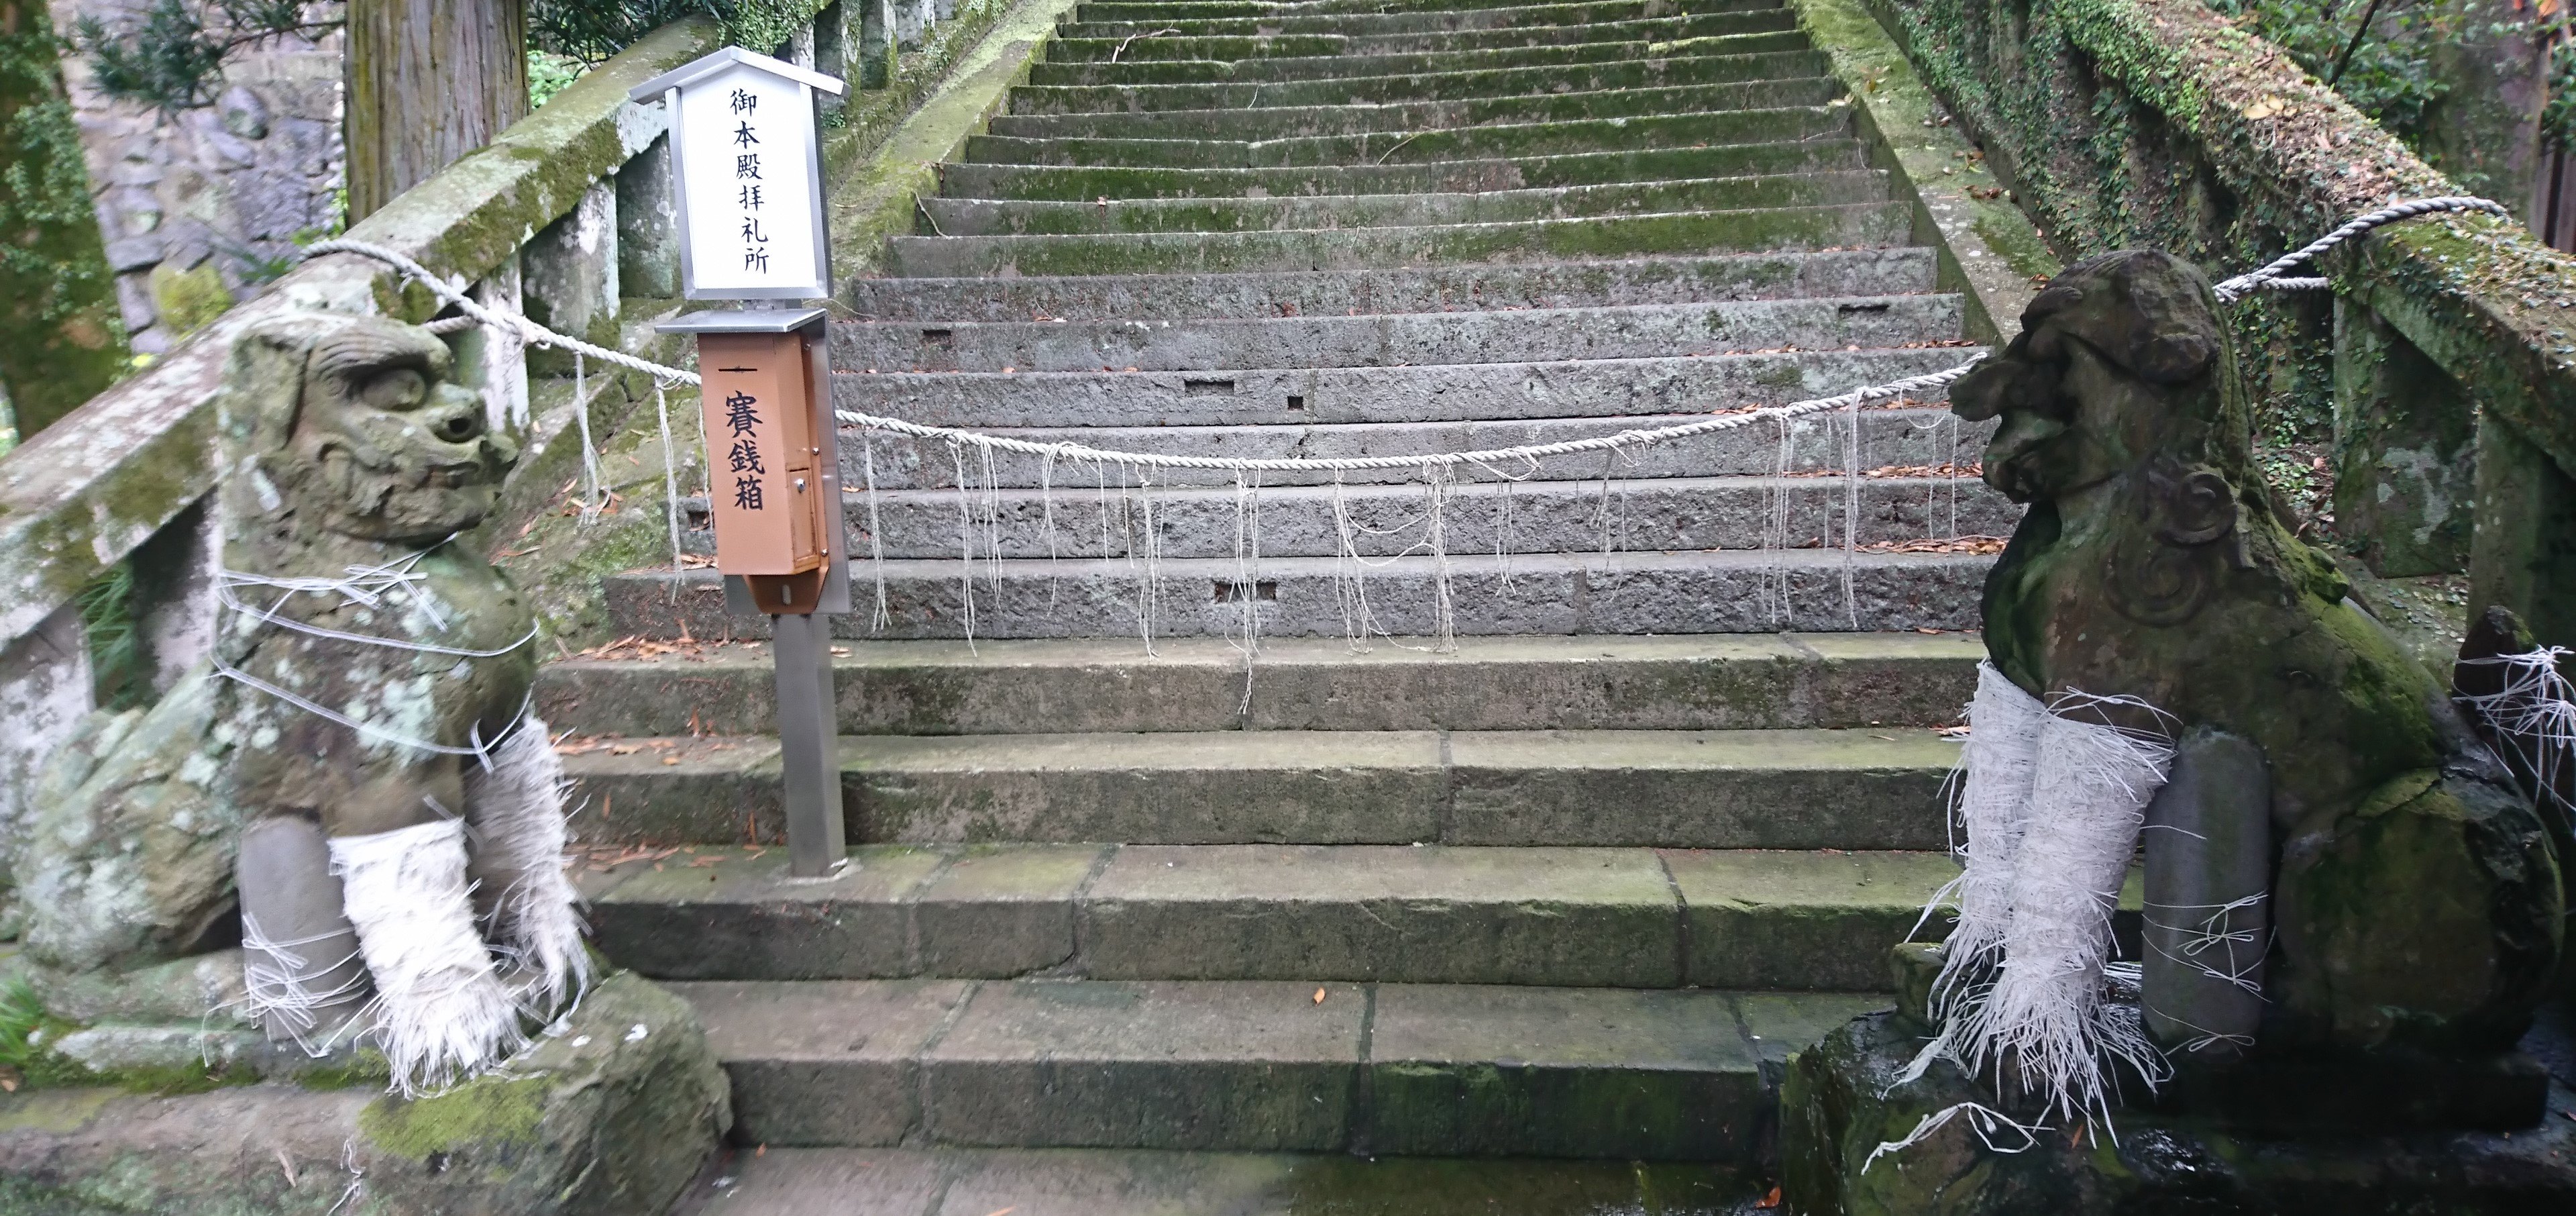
[329,817,525,1097]
[462,718,592,1015]
[655,379,686,581]
[2457,646,2576,820]
[861,429,891,633]
[1426,461,1456,652]
[1861,1101,2047,1174]
[950,441,977,650]
[1842,392,1862,628]
[573,352,603,526]
[1230,470,1263,712]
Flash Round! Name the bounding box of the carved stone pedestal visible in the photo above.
[1782,952,2576,1215]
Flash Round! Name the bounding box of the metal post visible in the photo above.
[771,609,845,875]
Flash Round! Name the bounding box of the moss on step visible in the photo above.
[937,141,1869,201]
[1008,48,1830,111]
[964,107,1851,169]
[890,202,1912,276]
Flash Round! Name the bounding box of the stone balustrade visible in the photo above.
[1869,0,2576,647]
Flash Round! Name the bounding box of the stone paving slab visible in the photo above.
[603,549,1991,643]
[536,630,1982,737]
[701,474,2012,561]
[557,727,1955,849]
[671,979,1870,1157]
[1023,32,1811,86]
[1363,984,1762,1158]
[922,979,1367,1150]
[831,295,1950,370]
[962,105,1848,170]
[672,1146,1765,1216]
[1080,844,1682,985]
[887,202,1910,276]
[922,166,1881,236]
[588,843,1955,989]
[678,978,975,1146]
[987,78,1841,140]
[1046,10,1798,59]
[835,359,1974,433]
[945,140,1867,201]
[1006,50,1829,113]
[837,248,1937,320]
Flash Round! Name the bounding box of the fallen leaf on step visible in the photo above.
[1757,1186,1782,1208]
[661,756,681,766]
[1313,988,1327,1005]
[986,1209,1016,1216]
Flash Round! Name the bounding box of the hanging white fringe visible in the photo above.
[2457,646,2576,821]
[1902,677,2176,1137]
[239,912,370,1057]
[1861,1101,2049,1174]
[462,717,593,1015]
[329,817,527,1097]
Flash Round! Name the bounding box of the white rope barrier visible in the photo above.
[303,195,2506,477]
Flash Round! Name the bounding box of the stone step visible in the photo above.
[1007,49,1828,113]
[918,170,1885,235]
[822,405,1981,485]
[600,549,1988,642]
[690,473,2008,560]
[535,631,1982,737]
[588,843,1955,989]
[932,141,1872,201]
[1072,0,1782,20]
[1070,0,1700,34]
[961,107,1849,168]
[1021,31,1809,85]
[987,80,1843,142]
[558,726,1960,849]
[671,978,1882,1156]
[1011,48,1824,114]
[837,248,1939,321]
[1046,10,1798,58]
[832,295,1951,370]
[674,1145,1764,1215]
[886,203,1909,276]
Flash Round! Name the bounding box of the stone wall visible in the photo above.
[47,1,345,356]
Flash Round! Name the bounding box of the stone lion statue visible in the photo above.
[1939,248,2563,1094]
[15,313,588,1093]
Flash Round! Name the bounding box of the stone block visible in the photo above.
[1665,849,1954,989]
[590,846,947,978]
[920,980,1364,1150]
[1078,844,1682,986]
[912,843,1102,976]
[677,978,970,1146]
[1363,984,1760,1159]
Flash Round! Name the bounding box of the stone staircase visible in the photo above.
[562,0,2019,1203]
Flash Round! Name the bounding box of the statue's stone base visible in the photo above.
[0,972,729,1216]
[1783,1011,2576,1215]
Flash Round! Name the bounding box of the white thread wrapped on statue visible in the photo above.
[1923,661,2049,1012]
[1900,677,2177,1136]
[329,817,528,1097]
[462,717,592,1015]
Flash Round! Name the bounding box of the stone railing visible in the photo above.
[1868,0,2576,646]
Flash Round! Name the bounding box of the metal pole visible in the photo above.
[771,607,845,876]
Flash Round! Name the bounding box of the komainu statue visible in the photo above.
[16,313,589,1093]
[1783,250,2573,1212]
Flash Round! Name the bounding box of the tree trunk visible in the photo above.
[0,1,127,440]
[343,0,527,223]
